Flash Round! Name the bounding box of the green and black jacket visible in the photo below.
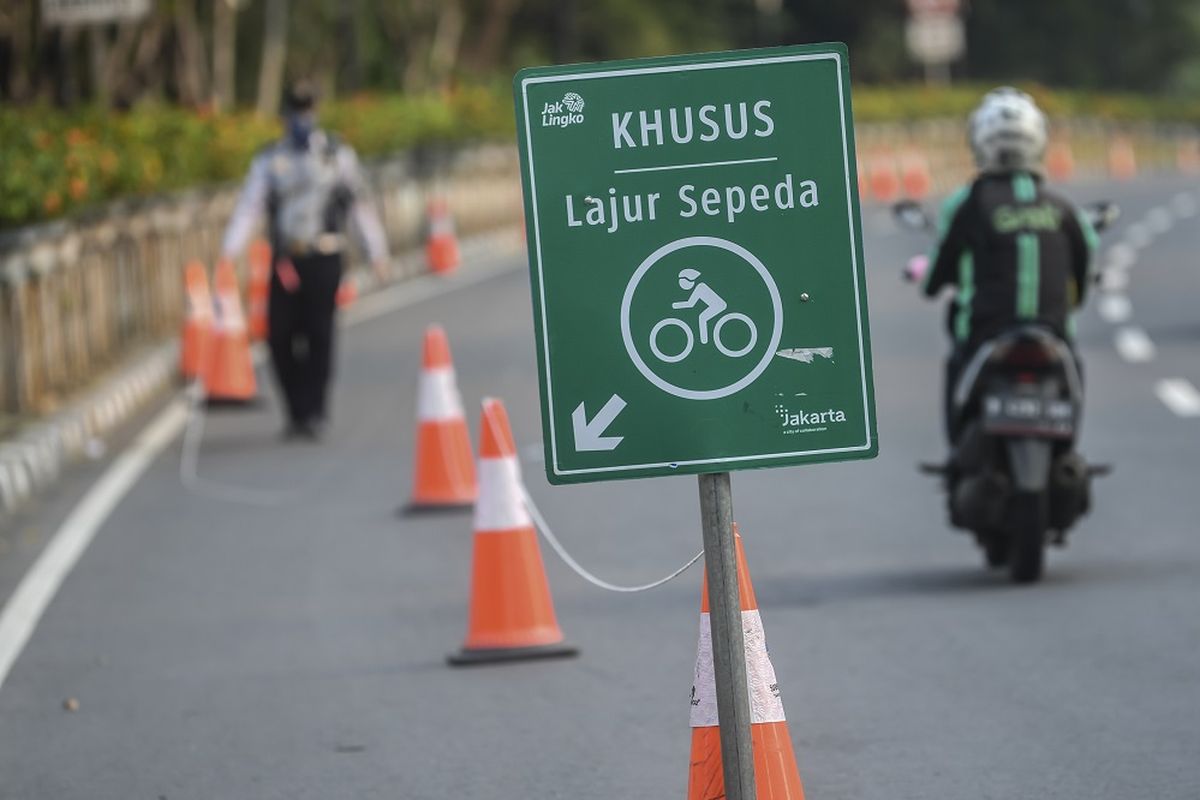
[923,171,1099,349]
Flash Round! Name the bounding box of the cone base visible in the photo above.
[398,501,474,517]
[446,642,578,667]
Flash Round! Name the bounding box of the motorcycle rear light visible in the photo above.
[1002,341,1055,368]
[1016,372,1037,384]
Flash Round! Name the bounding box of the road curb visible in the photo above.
[0,343,178,520]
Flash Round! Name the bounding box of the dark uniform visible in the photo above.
[923,171,1098,433]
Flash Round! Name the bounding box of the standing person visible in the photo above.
[919,87,1098,441]
[221,80,390,440]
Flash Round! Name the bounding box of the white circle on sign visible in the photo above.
[649,317,694,363]
[713,312,758,358]
[620,236,783,401]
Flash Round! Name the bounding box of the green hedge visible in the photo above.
[3,83,1197,229]
[0,86,514,230]
[853,84,1200,124]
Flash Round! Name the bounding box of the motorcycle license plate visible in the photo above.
[982,393,1075,438]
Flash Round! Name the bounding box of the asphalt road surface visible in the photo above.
[1,175,1198,799]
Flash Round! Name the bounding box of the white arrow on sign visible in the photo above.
[572,395,627,452]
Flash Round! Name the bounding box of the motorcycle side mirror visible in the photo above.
[892,199,933,232]
[1083,201,1120,233]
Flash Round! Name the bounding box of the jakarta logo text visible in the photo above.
[542,92,586,129]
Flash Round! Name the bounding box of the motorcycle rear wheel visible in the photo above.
[982,534,1008,569]
[1009,491,1047,584]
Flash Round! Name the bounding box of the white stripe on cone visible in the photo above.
[214,291,245,332]
[690,610,786,728]
[417,367,465,422]
[474,456,531,532]
[186,292,212,322]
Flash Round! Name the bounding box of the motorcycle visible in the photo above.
[893,198,1119,584]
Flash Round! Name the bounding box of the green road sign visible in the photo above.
[515,43,877,484]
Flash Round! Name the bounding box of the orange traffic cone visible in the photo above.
[406,325,477,512]
[426,197,461,274]
[204,258,257,404]
[447,398,577,665]
[1108,136,1138,180]
[1176,138,1200,175]
[1045,140,1075,182]
[868,152,900,204]
[688,526,805,800]
[247,239,272,341]
[180,260,212,380]
[899,150,932,200]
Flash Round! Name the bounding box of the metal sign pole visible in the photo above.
[698,472,756,800]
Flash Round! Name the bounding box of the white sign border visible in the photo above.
[520,50,874,478]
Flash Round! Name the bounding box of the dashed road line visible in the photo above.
[1114,326,1156,363]
[1097,294,1132,324]
[1172,191,1198,218]
[1099,269,1130,292]
[1105,242,1137,271]
[1124,221,1152,249]
[1146,206,1174,235]
[1156,378,1200,418]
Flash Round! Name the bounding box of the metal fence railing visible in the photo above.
[0,142,523,424]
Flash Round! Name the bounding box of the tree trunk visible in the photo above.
[555,0,579,64]
[256,0,289,116]
[44,26,83,107]
[337,0,361,94]
[401,0,435,94]
[212,0,237,111]
[173,0,209,107]
[88,25,110,105]
[465,0,520,73]
[114,15,167,107]
[427,0,464,91]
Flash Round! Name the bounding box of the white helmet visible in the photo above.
[968,87,1047,172]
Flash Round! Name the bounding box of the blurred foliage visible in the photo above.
[6,0,1200,229]
[852,84,1200,123]
[0,86,512,229]
[6,0,1200,108]
[6,80,1200,229]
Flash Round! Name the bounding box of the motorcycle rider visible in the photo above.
[921,87,1099,440]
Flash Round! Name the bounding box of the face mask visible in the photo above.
[287,114,315,148]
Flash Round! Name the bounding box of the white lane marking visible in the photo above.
[1156,379,1200,418]
[1173,192,1198,219]
[0,401,188,691]
[1099,269,1130,292]
[1105,243,1137,271]
[1146,206,1174,235]
[0,248,525,695]
[1114,326,1157,363]
[1097,294,1132,324]
[344,252,521,327]
[1124,222,1152,249]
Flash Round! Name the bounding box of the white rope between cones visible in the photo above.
[179,380,293,506]
[519,485,703,593]
[179,377,346,507]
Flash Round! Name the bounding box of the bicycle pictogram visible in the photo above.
[648,268,758,363]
